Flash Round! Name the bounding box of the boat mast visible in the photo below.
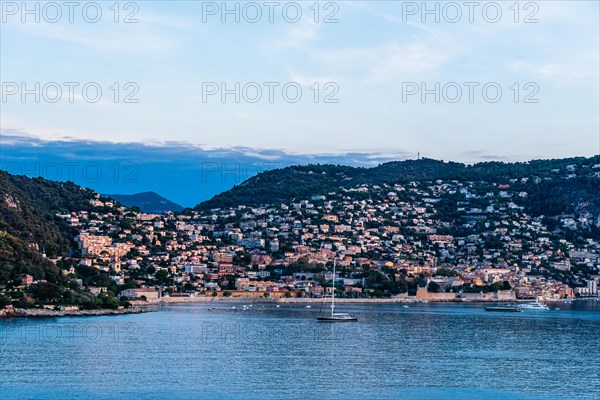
[331,258,336,316]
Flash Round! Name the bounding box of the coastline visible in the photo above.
[131,296,581,307]
[3,298,588,318]
[0,306,149,319]
[133,297,424,306]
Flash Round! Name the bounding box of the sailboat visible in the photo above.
[317,259,357,322]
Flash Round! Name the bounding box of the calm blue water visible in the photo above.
[1,302,599,400]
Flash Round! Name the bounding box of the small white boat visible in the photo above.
[517,299,550,310]
[402,305,409,308]
[306,305,312,308]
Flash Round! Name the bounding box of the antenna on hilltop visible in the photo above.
[417,152,420,160]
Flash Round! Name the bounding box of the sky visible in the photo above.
[1,1,599,206]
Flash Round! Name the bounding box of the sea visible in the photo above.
[1,301,599,399]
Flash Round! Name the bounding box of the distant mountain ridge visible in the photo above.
[106,191,184,213]
[196,156,600,218]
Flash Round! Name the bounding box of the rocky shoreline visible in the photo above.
[0,307,148,318]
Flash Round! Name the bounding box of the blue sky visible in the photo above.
[1,1,599,205]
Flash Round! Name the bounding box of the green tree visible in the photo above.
[28,282,62,303]
[427,281,441,293]
[0,296,11,308]
[155,269,169,283]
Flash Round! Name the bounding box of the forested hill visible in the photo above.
[196,156,600,212]
[0,171,97,284]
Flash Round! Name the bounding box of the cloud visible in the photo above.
[2,9,186,56]
[1,131,412,164]
[269,17,320,51]
[318,41,456,83]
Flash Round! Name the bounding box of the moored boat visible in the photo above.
[317,313,358,322]
[317,259,357,322]
[484,305,522,312]
[517,299,550,310]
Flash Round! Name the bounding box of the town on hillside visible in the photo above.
[11,162,597,305]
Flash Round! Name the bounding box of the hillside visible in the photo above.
[196,156,600,214]
[106,191,184,213]
[0,171,128,309]
[0,171,99,285]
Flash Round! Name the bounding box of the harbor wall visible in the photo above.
[415,287,516,302]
